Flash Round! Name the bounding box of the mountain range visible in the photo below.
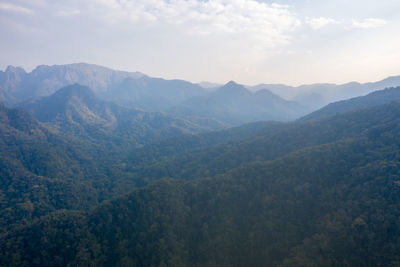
[103,76,205,111]
[4,63,400,127]
[169,81,309,125]
[2,63,400,266]
[20,84,213,147]
[249,75,400,109]
[2,81,400,266]
[0,63,311,126]
[0,63,143,105]
[301,86,400,121]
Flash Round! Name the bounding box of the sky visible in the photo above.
[0,0,399,86]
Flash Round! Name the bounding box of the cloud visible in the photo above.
[351,18,387,29]
[306,17,337,30]
[89,0,301,48]
[0,2,33,14]
[0,0,301,51]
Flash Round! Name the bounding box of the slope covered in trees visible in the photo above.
[0,99,279,235]
[20,84,213,148]
[169,81,309,125]
[302,86,400,121]
[0,95,211,234]
[124,100,400,182]
[2,102,400,266]
[0,103,104,233]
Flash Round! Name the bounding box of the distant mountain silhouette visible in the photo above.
[3,63,400,125]
[103,76,205,111]
[0,63,144,105]
[0,63,210,113]
[20,84,210,146]
[169,81,309,125]
[301,86,400,121]
[249,76,400,109]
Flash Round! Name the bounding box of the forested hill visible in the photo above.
[20,84,213,147]
[2,102,400,266]
[0,102,103,233]
[0,99,279,236]
[0,98,207,235]
[123,99,400,182]
[301,86,400,121]
[168,81,309,125]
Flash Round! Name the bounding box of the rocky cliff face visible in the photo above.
[0,63,144,105]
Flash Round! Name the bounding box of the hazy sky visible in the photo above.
[0,0,399,85]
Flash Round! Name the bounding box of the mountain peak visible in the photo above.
[220,81,246,90]
[224,80,240,87]
[53,84,97,100]
[20,84,107,125]
[214,81,251,97]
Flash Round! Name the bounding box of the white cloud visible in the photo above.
[89,0,301,48]
[306,17,337,30]
[351,18,387,29]
[0,2,33,14]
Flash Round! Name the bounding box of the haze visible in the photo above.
[0,0,399,85]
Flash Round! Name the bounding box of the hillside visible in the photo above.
[301,86,400,121]
[20,84,211,147]
[169,81,309,125]
[0,99,279,235]
[0,94,213,235]
[2,102,400,266]
[0,103,104,233]
[124,101,400,182]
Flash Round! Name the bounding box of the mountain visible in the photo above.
[2,101,400,266]
[0,96,273,237]
[103,76,205,111]
[0,102,105,233]
[0,66,27,104]
[249,75,400,109]
[169,81,309,125]
[0,63,144,105]
[301,86,400,121]
[125,97,400,183]
[0,63,209,112]
[124,120,282,169]
[0,85,218,235]
[20,84,211,147]
[248,83,295,97]
[3,62,400,266]
[3,63,400,114]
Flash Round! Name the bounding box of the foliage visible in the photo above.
[2,98,400,265]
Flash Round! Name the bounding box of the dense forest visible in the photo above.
[1,76,400,266]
